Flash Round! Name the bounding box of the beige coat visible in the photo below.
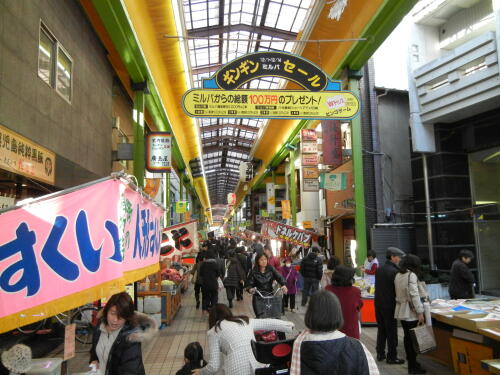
[394,271,425,321]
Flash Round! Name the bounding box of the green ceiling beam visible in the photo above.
[90,0,186,172]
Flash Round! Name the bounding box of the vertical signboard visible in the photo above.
[266,183,275,215]
[146,132,171,173]
[322,120,343,167]
[281,200,291,219]
[300,129,319,192]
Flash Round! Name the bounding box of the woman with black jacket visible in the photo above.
[199,250,223,313]
[246,253,287,317]
[89,292,158,375]
[223,252,246,308]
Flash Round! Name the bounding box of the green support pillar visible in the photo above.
[349,77,368,266]
[179,175,184,223]
[271,169,276,220]
[164,174,171,226]
[132,90,145,188]
[289,150,297,226]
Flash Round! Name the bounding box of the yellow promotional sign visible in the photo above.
[281,200,291,219]
[182,90,360,120]
[0,123,56,185]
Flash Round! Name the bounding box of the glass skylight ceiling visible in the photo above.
[183,0,313,204]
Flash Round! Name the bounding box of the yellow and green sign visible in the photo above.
[182,51,360,120]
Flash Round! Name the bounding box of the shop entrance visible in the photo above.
[469,147,500,296]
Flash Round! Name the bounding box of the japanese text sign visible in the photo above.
[266,183,275,215]
[302,154,319,166]
[0,123,56,185]
[161,220,198,261]
[182,51,360,121]
[302,178,320,192]
[320,172,348,191]
[0,178,164,333]
[260,220,313,248]
[182,90,359,120]
[146,132,171,173]
[303,167,319,179]
[301,129,318,142]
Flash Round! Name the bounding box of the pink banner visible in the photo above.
[0,178,164,332]
[261,219,314,248]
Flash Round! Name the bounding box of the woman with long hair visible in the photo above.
[246,253,287,317]
[89,292,158,375]
[191,304,294,375]
[394,254,428,374]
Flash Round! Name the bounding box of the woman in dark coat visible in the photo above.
[325,265,363,339]
[199,250,222,313]
[223,252,246,308]
[246,253,287,318]
[90,292,158,375]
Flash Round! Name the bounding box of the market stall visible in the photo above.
[427,298,500,374]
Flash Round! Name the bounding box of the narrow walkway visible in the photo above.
[67,288,454,375]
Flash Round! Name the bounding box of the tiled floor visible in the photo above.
[61,288,454,375]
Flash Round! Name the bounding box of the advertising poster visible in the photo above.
[319,172,348,191]
[281,200,291,219]
[266,183,275,214]
[301,129,318,142]
[302,167,319,179]
[303,178,320,192]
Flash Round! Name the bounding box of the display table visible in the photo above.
[427,299,500,374]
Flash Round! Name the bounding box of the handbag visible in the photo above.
[409,323,436,354]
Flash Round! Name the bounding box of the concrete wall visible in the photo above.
[377,90,413,223]
[0,0,114,188]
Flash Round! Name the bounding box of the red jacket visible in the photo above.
[325,285,363,339]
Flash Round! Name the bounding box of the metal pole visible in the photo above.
[422,153,435,269]
[289,150,297,226]
[165,174,171,226]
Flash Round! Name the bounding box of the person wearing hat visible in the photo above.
[375,246,405,365]
[361,250,379,286]
[449,249,475,299]
[325,265,363,339]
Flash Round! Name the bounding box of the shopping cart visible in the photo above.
[254,289,283,319]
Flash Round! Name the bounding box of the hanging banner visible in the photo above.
[266,183,275,215]
[0,178,164,333]
[302,167,319,179]
[320,172,348,191]
[302,154,319,166]
[227,193,237,206]
[146,132,171,173]
[281,200,291,219]
[0,123,56,185]
[322,120,343,167]
[182,51,360,121]
[160,220,198,261]
[175,201,189,213]
[303,178,320,192]
[260,219,313,248]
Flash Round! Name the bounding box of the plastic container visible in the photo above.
[143,296,162,314]
[26,358,63,375]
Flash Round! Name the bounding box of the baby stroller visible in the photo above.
[252,336,296,375]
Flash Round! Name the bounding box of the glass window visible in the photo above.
[56,47,72,102]
[38,27,55,86]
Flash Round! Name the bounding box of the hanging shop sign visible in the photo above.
[302,167,319,179]
[303,178,320,192]
[146,132,171,173]
[301,129,318,142]
[322,120,343,167]
[261,219,314,248]
[281,200,291,219]
[0,123,56,185]
[227,193,237,206]
[0,177,164,333]
[182,51,360,120]
[301,142,318,154]
[175,201,189,213]
[160,220,199,261]
[302,154,319,166]
[266,183,275,215]
[320,172,348,191]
